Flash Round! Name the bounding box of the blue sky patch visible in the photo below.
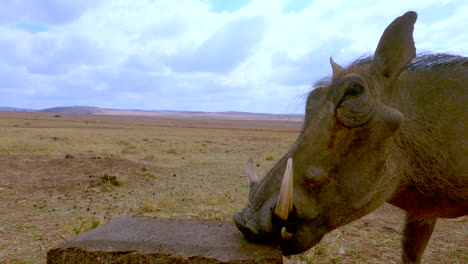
[283,0,313,13]
[16,23,48,33]
[209,0,252,12]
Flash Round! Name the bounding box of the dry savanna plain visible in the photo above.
[0,111,465,264]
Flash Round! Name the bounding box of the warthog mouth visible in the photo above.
[234,209,325,256]
[234,158,326,255]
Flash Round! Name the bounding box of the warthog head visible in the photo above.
[234,11,418,255]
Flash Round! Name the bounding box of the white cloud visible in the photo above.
[0,0,466,112]
[164,15,267,73]
[0,0,96,25]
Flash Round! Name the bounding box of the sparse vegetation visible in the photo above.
[166,148,177,154]
[72,217,101,235]
[0,111,465,264]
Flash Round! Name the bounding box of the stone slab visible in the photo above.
[47,216,282,263]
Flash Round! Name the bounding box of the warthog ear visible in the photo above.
[246,158,260,186]
[330,57,344,77]
[371,11,417,87]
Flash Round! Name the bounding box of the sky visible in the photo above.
[0,0,466,114]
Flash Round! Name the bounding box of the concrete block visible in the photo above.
[47,216,282,263]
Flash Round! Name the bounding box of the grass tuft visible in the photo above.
[167,148,177,154]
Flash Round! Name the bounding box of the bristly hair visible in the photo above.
[407,53,467,70]
[351,55,373,66]
[350,53,467,70]
[312,53,467,90]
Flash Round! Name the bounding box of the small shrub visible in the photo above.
[101,174,123,186]
[121,148,138,155]
[138,200,158,214]
[167,148,177,154]
[265,155,275,161]
[73,219,102,235]
[143,154,155,160]
[140,172,156,178]
[115,174,129,186]
[90,220,101,229]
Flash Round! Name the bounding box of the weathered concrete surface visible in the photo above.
[47,216,282,263]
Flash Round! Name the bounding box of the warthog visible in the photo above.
[234,11,467,263]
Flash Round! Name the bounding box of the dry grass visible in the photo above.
[0,111,465,264]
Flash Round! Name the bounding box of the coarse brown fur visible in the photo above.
[317,54,468,219]
[234,11,467,264]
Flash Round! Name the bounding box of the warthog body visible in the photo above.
[234,11,467,263]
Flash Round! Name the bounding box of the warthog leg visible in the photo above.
[402,215,437,264]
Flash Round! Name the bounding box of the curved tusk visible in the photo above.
[281,227,294,240]
[246,158,260,186]
[274,158,294,220]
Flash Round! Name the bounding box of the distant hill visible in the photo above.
[0,107,34,112]
[39,106,105,114]
[132,109,303,118]
[1,105,304,119]
[215,111,303,118]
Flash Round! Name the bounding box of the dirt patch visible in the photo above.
[0,154,162,263]
[0,154,158,192]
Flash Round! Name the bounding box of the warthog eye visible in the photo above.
[345,83,364,97]
[336,81,375,127]
[339,83,364,105]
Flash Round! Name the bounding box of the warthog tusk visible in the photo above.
[281,227,294,240]
[246,158,260,185]
[274,158,293,220]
